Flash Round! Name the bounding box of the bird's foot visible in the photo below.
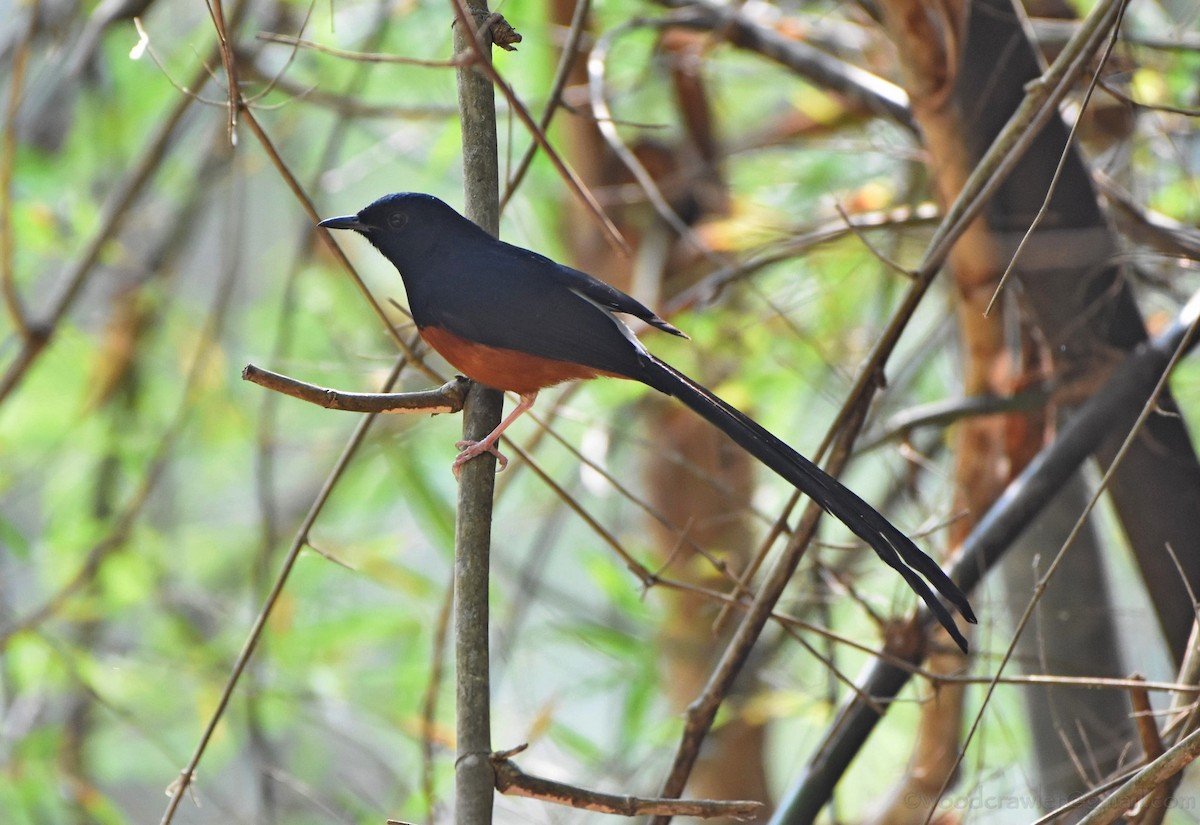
[453,439,509,477]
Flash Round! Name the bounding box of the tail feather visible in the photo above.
[641,356,976,653]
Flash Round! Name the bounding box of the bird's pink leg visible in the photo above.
[453,391,538,476]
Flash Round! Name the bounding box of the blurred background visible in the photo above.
[2,0,1199,823]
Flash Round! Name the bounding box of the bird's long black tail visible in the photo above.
[639,355,976,653]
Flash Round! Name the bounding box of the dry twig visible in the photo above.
[492,750,762,819]
[242,364,469,414]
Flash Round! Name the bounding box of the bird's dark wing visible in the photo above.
[549,262,687,339]
[405,242,655,380]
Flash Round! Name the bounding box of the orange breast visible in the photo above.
[420,326,623,395]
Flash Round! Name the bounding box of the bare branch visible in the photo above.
[257,31,471,68]
[493,754,763,820]
[242,364,469,414]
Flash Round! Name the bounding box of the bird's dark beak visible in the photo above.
[318,214,364,232]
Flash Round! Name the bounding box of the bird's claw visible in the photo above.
[452,439,509,478]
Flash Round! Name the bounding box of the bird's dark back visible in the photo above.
[360,194,652,380]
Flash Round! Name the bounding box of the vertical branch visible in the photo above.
[452,4,501,825]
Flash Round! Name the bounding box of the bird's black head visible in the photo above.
[318,192,483,271]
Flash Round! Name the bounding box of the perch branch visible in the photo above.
[242,364,469,414]
[492,751,762,820]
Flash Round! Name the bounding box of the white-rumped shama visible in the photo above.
[319,192,975,652]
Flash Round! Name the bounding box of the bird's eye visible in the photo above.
[388,211,408,230]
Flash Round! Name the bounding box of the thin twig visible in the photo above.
[1097,76,1200,118]
[664,203,940,315]
[921,0,1126,271]
[448,0,630,255]
[493,755,763,819]
[512,402,761,597]
[243,364,470,413]
[257,31,471,67]
[238,106,414,356]
[857,387,1053,453]
[1075,726,1200,825]
[983,0,1128,316]
[1130,677,1166,763]
[239,52,461,118]
[205,0,240,143]
[499,0,592,206]
[833,201,913,278]
[587,19,732,268]
[505,440,658,587]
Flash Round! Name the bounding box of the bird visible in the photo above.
[318,192,976,652]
